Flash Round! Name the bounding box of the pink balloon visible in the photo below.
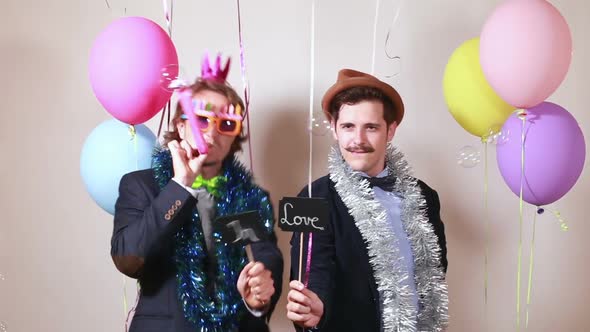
[480,0,572,109]
[89,17,178,124]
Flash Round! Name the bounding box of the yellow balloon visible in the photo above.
[443,37,514,138]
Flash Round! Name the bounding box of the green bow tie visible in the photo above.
[191,175,227,198]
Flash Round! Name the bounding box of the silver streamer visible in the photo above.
[328,143,449,332]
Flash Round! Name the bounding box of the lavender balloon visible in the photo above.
[496,102,586,206]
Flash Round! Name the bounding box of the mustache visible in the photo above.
[345,144,375,153]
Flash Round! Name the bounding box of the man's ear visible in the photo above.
[177,121,185,139]
[387,121,398,141]
[331,120,338,140]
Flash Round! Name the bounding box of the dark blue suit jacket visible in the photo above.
[290,175,447,332]
[111,169,283,332]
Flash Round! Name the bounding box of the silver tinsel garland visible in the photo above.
[328,143,449,332]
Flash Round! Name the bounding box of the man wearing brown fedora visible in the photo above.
[286,69,449,331]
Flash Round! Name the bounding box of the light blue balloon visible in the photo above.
[80,119,157,215]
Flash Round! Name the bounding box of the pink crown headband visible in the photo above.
[201,52,231,83]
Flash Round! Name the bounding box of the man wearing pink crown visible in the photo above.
[111,53,283,332]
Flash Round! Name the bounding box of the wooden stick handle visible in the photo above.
[298,233,306,332]
[246,244,254,262]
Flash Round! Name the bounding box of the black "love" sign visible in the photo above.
[278,197,329,232]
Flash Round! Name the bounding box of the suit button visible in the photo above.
[175,200,182,206]
[164,214,171,221]
[172,205,178,211]
[168,209,174,215]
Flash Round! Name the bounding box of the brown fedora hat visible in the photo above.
[321,69,404,125]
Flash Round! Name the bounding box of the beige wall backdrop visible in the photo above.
[1,0,589,331]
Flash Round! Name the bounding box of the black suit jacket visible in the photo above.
[290,175,447,332]
[111,169,283,332]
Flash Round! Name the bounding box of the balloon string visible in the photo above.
[370,0,381,75]
[549,209,569,232]
[156,102,170,140]
[384,0,404,78]
[105,0,126,14]
[301,2,317,330]
[162,0,174,37]
[157,0,174,141]
[482,139,489,330]
[123,277,128,322]
[128,125,138,170]
[308,0,316,198]
[525,211,537,328]
[516,110,526,331]
[134,133,138,170]
[124,281,141,332]
[236,0,254,173]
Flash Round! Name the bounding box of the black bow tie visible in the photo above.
[364,176,396,192]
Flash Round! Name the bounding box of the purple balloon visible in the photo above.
[496,102,586,206]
